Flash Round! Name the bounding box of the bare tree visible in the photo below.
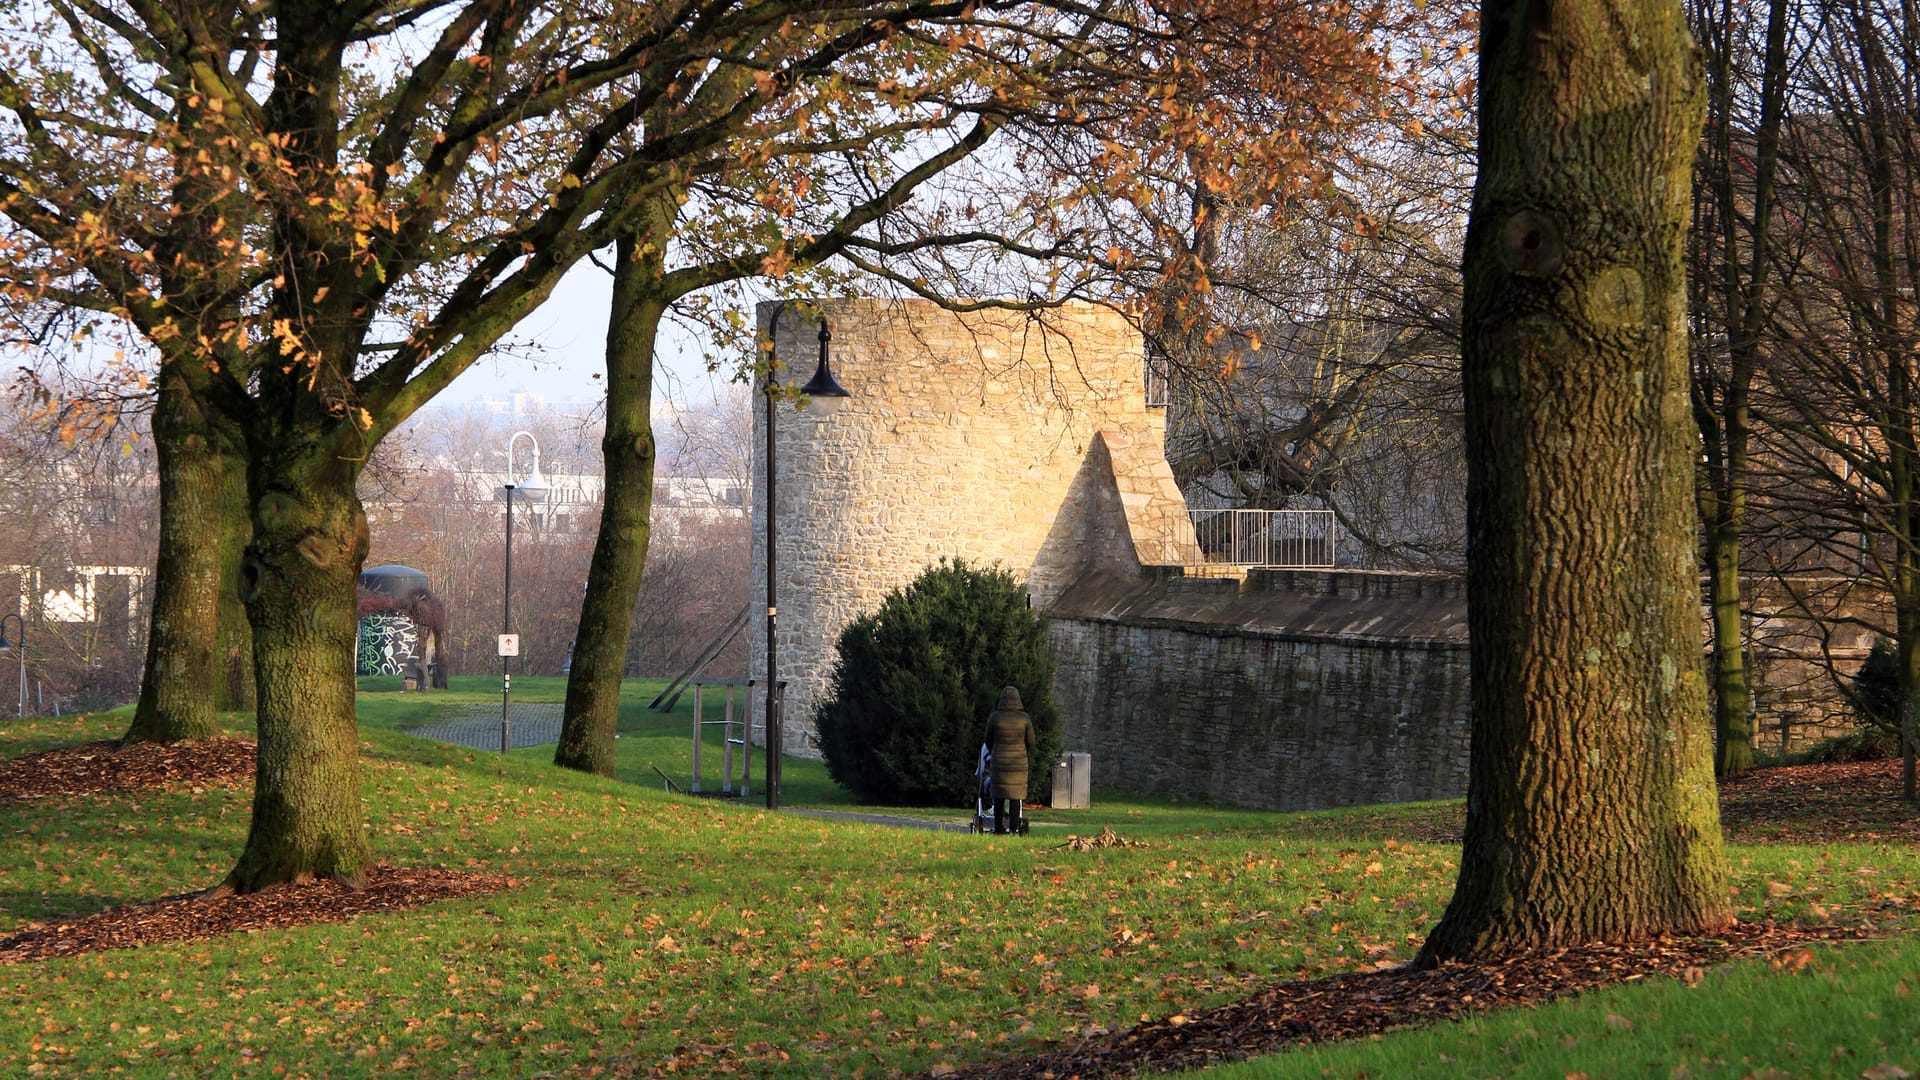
[1744,0,1920,797]
[1686,0,1792,777]
[1149,9,1478,570]
[0,376,157,711]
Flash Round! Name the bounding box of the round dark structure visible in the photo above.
[360,564,431,598]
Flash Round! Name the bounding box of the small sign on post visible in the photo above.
[497,634,519,755]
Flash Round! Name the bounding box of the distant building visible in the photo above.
[5,563,147,631]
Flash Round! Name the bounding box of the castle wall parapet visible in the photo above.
[1046,568,1473,812]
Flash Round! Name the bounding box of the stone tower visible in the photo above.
[749,298,1190,754]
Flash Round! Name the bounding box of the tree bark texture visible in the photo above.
[556,230,663,776]
[1419,0,1733,963]
[1704,533,1751,772]
[226,439,372,890]
[216,455,257,714]
[125,363,235,743]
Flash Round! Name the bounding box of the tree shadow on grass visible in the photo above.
[0,890,133,924]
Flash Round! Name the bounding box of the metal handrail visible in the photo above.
[1170,508,1337,569]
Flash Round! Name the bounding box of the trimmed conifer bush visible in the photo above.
[1824,637,1908,761]
[814,558,1058,806]
[1853,638,1900,738]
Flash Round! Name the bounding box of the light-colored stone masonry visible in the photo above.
[748,299,1188,752]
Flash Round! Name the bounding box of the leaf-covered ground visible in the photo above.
[0,866,512,964]
[0,737,255,803]
[1718,759,1920,844]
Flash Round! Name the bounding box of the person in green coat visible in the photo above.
[984,686,1036,834]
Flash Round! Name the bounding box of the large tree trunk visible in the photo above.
[127,74,258,741]
[217,453,257,714]
[125,363,236,743]
[1892,312,1920,803]
[556,230,664,776]
[222,431,372,891]
[1418,0,1732,964]
[1861,52,1920,802]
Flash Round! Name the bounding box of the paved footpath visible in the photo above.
[411,702,565,751]
[411,708,1067,835]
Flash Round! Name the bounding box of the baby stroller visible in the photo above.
[972,743,1028,834]
[973,744,993,833]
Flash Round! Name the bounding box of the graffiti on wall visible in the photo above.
[356,612,420,677]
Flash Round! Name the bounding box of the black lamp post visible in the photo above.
[763,303,850,810]
[501,430,550,754]
[0,611,23,718]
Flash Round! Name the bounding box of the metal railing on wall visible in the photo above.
[1172,509,1337,570]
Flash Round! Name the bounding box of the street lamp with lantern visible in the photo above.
[0,611,24,718]
[500,430,551,753]
[762,302,850,810]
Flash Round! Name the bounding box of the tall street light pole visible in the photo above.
[763,304,850,810]
[501,430,550,754]
[0,611,24,718]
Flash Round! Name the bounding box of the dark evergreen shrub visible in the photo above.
[814,558,1058,806]
[1852,638,1901,738]
[1821,638,1907,764]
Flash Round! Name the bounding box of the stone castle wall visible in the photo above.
[1047,568,1473,812]
[748,299,1179,752]
[1042,568,1889,816]
[1742,576,1887,754]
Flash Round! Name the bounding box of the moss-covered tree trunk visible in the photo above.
[556,228,664,776]
[216,454,257,715]
[1704,526,1751,771]
[218,10,371,891]
[224,432,372,890]
[125,364,229,744]
[126,73,256,743]
[1418,0,1732,964]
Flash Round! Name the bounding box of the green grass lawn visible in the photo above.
[2,694,1918,1078]
[1179,934,1920,1079]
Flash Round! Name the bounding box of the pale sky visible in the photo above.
[440,261,746,409]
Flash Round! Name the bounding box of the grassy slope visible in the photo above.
[0,695,1916,1078]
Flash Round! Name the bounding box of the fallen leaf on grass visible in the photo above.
[1770,949,1817,972]
[1055,827,1142,851]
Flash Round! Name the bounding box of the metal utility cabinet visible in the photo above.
[1051,752,1092,809]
